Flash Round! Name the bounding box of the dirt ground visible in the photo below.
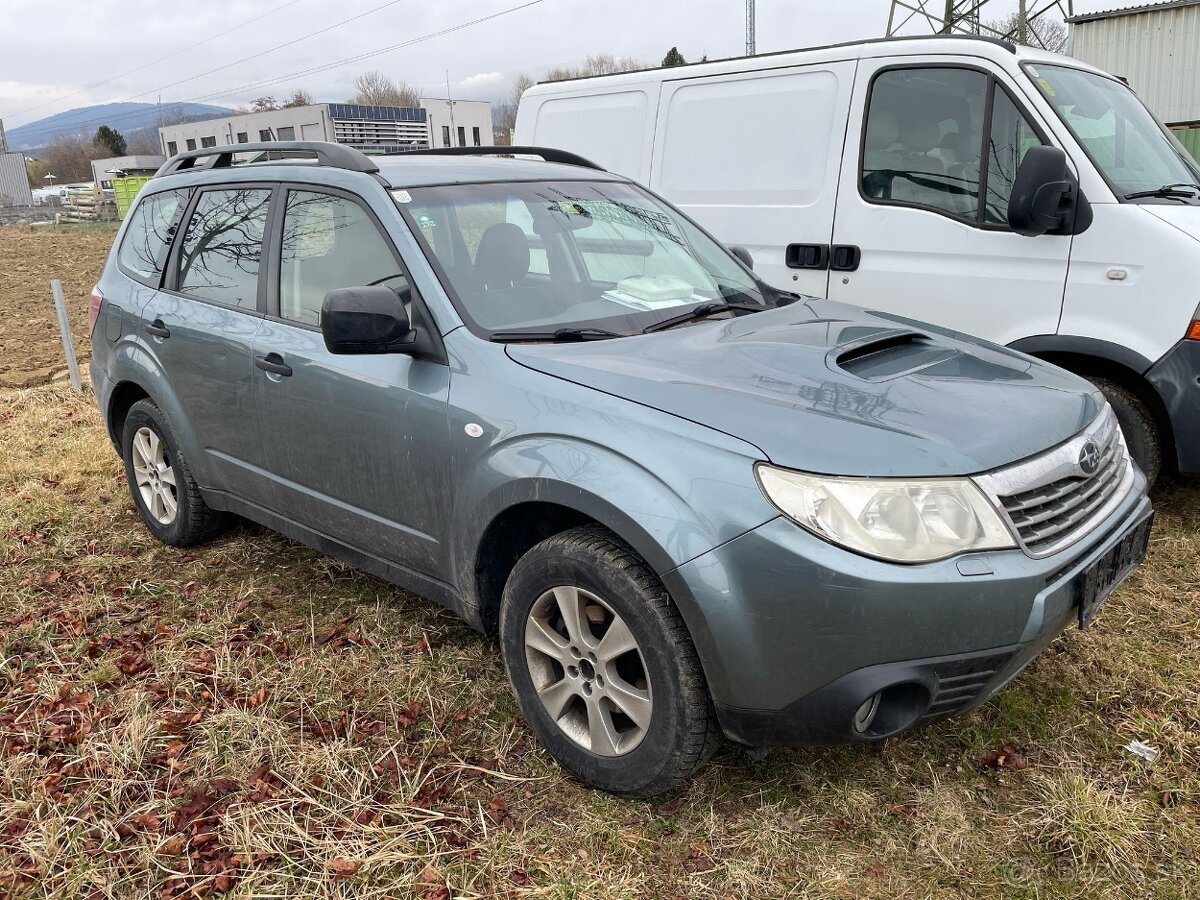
[0,224,115,389]
[0,227,1197,898]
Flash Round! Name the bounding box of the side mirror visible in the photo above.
[1007,146,1093,237]
[728,245,754,270]
[321,286,413,355]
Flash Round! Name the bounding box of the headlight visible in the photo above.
[755,465,1016,563]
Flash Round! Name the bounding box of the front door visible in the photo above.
[143,185,274,504]
[251,187,451,577]
[827,60,1070,345]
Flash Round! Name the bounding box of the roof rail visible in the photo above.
[155,141,379,177]
[398,145,606,171]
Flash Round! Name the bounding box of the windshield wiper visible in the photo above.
[490,326,624,343]
[641,301,762,334]
[1124,182,1200,200]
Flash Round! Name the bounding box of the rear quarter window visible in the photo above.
[118,189,189,283]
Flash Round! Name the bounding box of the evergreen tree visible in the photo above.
[93,125,127,156]
[662,46,687,67]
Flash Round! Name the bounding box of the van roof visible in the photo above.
[529,34,1093,90]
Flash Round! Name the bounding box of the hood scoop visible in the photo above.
[831,330,960,381]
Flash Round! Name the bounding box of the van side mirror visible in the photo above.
[728,245,754,270]
[321,286,414,355]
[1007,146,1093,237]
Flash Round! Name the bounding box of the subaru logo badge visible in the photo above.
[1078,440,1101,475]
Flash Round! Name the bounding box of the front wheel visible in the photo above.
[1091,378,1162,488]
[499,526,719,796]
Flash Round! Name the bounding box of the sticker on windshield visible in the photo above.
[1037,78,1056,97]
[416,213,438,229]
[394,189,412,203]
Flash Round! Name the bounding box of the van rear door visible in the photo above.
[825,58,1069,343]
[648,61,857,297]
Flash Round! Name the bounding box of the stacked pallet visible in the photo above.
[56,187,117,223]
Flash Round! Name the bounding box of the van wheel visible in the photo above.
[499,525,720,796]
[121,399,226,546]
[1092,378,1161,488]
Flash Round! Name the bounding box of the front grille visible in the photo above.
[974,405,1135,558]
[919,649,1016,721]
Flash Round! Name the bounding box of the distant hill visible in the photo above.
[8,102,231,151]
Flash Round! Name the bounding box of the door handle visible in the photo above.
[255,353,293,377]
[830,245,861,272]
[785,243,830,270]
[143,319,171,339]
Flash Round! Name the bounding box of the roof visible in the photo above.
[373,154,626,188]
[1068,0,1200,23]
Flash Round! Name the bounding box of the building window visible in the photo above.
[166,141,178,155]
[442,125,451,146]
[472,126,481,146]
[259,129,273,141]
[236,132,248,143]
[457,126,466,147]
[186,139,197,151]
[277,126,296,141]
[200,136,217,148]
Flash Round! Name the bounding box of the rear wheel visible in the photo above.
[499,526,719,796]
[121,399,226,546]
[1091,378,1162,488]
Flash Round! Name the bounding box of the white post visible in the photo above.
[50,279,82,392]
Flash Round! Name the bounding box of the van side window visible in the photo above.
[176,188,272,310]
[118,189,188,282]
[278,191,410,326]
[862,68,987,222]
[984,89,1044,225]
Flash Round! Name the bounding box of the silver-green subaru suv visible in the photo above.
[90,142,1153,795]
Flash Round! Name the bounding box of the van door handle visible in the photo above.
[255,353,293,377]
[144,319,171,339]
[785,243,830,269]
[830,245,861,272]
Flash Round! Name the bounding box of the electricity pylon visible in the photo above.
[746,0,756,56]
[886,0,1074,51]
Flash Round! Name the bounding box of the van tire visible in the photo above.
[1091,378,1161,488]
[121,399,226,546]
[499,525,720,796]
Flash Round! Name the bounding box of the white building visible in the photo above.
[90,155,166,190]
[158,99,493,157]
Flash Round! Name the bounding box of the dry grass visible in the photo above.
[1,384,1197,899]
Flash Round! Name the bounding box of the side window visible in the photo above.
[279,191,409,326]
[984,89,1045,224]
[118,189,188,281]
[176,188,272,310]
[862,68,988,222]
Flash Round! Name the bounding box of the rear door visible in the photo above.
[142,184,275,503]
[251,186,451,577]
[826,59,1070,343]
[648,61,857,297]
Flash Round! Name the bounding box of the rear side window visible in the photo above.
[176,188,272,310]
[278,190,409,326]
[118,189,188,282]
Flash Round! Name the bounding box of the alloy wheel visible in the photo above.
[523,585,653,756]
[131,426,178,525]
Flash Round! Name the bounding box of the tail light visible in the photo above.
[88,286,103,334]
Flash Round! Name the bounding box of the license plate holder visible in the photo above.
[1077,511,1153,628]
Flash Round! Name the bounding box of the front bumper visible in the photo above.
[1146,338,1200,475]
[663,477,1151,746]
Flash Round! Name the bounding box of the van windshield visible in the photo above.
[1025,63,1200,200]
[395,180,776,340]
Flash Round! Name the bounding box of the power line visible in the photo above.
[13,0,549,142]
[1,0,303,124]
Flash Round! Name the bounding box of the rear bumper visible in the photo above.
[665,483,1152,747]
[1146,338,1200,475]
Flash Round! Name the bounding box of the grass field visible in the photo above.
[1,226,1197,897]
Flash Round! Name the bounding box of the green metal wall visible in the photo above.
[112,176,152,218]
[1171,127,1200,165]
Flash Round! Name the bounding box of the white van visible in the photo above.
[515,35,1200,484]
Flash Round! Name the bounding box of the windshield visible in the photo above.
[1026,63,1200,199]
[395,180,773,338]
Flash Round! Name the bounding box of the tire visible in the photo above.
[121,399,226,547]
[499,525,720,796]
[1091,378,1162,488]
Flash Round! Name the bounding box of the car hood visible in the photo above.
[506,299,1101,477]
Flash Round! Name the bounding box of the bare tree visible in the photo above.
[42,134,102,182]
[351,71,420,107]
[251,96,279,112]
[985,13,1068,52]
[544,53,645,83]
[283,88,313,108]
[495,73,536,144]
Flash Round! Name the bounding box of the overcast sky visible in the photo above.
[0,0,1119,129]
